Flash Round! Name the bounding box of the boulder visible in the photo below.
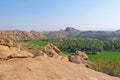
[68,50,95,68]
[36,43,62,58]
[75,50,88,60]
[0,45,11,59]
[0,39,13,47]
[35,43,68,61]
[0,39,34,60]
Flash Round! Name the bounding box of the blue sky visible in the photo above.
[0,0,120,31]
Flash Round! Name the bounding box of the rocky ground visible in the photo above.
[0,56,119,80]
[0,39,119,80]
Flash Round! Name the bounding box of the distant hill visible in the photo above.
[1,28,120,40]
[0,30,46,41]
[43,27,120,40]
[43,27,80,38]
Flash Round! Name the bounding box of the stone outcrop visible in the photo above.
[0,40,119,80]
[36,43,62,57]
[0,30,46,41]
[35,43,68,61]
[0,39,34,60]
[0,39,13,47]
[43,27,80,38]
[0,56,119,80]
[68,50,95,68]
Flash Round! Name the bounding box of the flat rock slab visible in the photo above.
[0,56,119,80]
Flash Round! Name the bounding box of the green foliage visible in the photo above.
[103,40,120,51]
[62,51,72,56]
[22,40,47,50]
[88,51,120,77]
[87,51,120,62]
[58,39,103,53]
[88,51,120,62]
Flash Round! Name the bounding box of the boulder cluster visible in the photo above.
[0,39,34,60]
[0,38,94,68]
[35,43,68,61]
[36,43,62,57]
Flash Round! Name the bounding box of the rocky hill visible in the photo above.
[43,27,120,40]
[43,27,80,38]
[0,30,46,41]
[0,39,119,80]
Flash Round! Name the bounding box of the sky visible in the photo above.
[0,0,120,31]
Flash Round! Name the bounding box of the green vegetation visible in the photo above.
[19,39,120,54]
[21,40,47,50]
[58,39,103,53]
[88,51,120,62]
[62,51,72,56]
[87,51,120,77]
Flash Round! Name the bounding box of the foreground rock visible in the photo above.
[69,50,95,68]
[0,39,34,59]
[36,43,63,57]
[0,56,119,80]
[0,45,34,59]
[0,39,13,47]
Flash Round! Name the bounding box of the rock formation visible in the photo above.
[0,30,46,41]
[36,43,62,57]
[0,39,34,60]
[0,38,13,47]
[68,50,95,68]
[35,43,68,61]
[0,40,119,80]
[43,27,80,38]
[0,56,119,80]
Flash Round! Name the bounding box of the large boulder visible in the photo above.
[0,39,34,60]
[0,45,11,59]
[36,43,62,57]
[75,50,88,60]
[36,43,68,61]
[0,46,34,60]
[68,50,95,68]
[0,39,13,47]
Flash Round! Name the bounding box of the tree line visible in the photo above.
[26,38,120,54]
[39,38,120,54]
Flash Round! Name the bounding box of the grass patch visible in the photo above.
[62,51,72,56]
[87,51,120,62]
[21,40,47,50]
[87,51,120,77]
